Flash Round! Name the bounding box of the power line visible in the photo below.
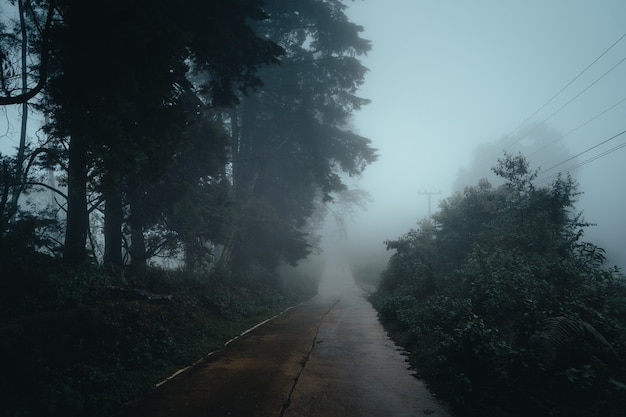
[535,129,626,186]
[508,32,626,138]
[475,32,626,165]
[502,56,626,155]
[537,141,626,185]
[538,129,626,176]
[527,96,626,159]
[567,142,626,171]
[523,57,625,136]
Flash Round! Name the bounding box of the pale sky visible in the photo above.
[343,0,626,267]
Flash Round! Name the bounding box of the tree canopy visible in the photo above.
[0,0,376,276]
[219,0,377,271]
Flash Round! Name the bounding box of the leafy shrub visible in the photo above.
[374,153,626,417]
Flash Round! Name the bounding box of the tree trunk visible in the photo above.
[216,169,260,270]
[103,179,123,269]
[217,100,262,270]
[0,162,10,249]
[128,184,146,273]
[184,237,198,273]
[64,133,89,264]
[8,0,29,222]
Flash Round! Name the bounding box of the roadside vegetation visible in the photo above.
[371,153,626,417]
[0,258,317,417]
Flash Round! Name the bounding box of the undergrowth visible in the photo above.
[0,262,313,417]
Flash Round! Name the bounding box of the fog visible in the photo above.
[1,1,624,279]
[337,0,626,273]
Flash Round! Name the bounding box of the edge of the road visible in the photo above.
[153,296,316,389]
[111,297,320,416]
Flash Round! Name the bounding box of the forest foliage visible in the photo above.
[372,153,626,417]
[0,1,374,415]
[0,0,375,274]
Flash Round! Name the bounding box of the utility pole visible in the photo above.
[418,190,441,218]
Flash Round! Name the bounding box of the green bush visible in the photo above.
[373,153,626,417]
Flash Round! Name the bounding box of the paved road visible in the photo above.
[114,260,449,417]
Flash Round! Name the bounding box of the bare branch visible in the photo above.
[0,0,55,105]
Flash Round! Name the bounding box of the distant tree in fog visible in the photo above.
[453,123,577,193]
[214,0,378,272]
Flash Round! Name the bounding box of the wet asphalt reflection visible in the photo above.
[284,259,449,417]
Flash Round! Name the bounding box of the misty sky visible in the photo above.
[342,0,626,268]
[1,1,625,269]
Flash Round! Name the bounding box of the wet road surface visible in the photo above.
[114,260,449,417]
